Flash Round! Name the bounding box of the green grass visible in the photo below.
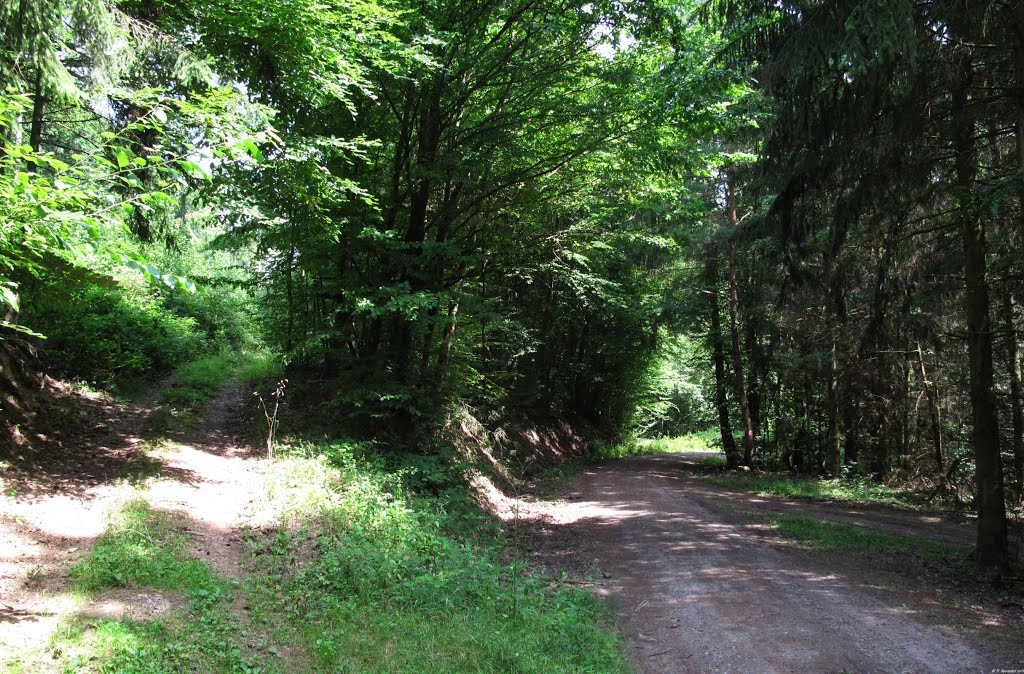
[598,429,724,459]
[164,351,281,409]
[700,471,925,508]
[34,499,277,674]
[70,499,217,593]
[245,444,631,674]
[150,351,282,432]
[11,439,629,674]
[767,513,964,562]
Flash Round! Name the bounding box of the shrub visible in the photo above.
[25,282,206,388]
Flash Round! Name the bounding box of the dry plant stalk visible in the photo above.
[254,379,287,460]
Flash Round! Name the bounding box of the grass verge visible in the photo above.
[244,441,631,674]
[699,471,939,510]
[767,513,961,559]
[762,512,985,589]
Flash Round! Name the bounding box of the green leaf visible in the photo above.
[176,276,198,294]
[0,284,20,313]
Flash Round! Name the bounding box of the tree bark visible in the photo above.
[843,397,860,470]
[1016,2,1024,242]
[917,342,944,477]
[28,74,45,161]
[952,21,1008,568]
[706,258,740,467]
[825,336,841,476]
[727,174,756,466]
[1004,293,1024,503]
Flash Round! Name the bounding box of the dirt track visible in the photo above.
[516,453,1022,674]
[0,383,266,667]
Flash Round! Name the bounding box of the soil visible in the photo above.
[486,452,1024,674]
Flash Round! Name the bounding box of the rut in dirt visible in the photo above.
[527,453,1010,674]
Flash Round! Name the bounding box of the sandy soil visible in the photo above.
[486,452,1024,674]
[144,384,269,578]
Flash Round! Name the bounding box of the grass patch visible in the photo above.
[165,351,281,410]
[768,513,961,560]
[45,594,265,674]
[150,351,282,432]
[700,471,930,509]
[42,499,277,674]
[246,442,631,674]
[598,430,724,459]
[113,451,166,485]
[70,499,217,594]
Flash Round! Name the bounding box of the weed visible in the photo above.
[598,430,724,459]
[24,564,46,586]
[247,443,631,673]
[254,379,287,459]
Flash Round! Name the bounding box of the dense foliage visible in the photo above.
[688,0,1024,568]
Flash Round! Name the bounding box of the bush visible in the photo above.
[25,282,206,388]
[163,287,262,353]
[21,263,262,391]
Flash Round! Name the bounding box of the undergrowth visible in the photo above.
[768,513,962,559]
[597,429,723,459]
[764,513,980,585]
[8,439,628,673]
[246,439,631,673]
[699,471,943,510]
[150,351,281,431]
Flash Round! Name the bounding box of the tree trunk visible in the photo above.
[825,336,841,476]
[393,81,444,386]
[706,258,739,467]
[917,342,944,477]
[1012,6,1024,502]
[285,244,295,353]
[952,22,1008,569]
[1004,293,1024,503]
[843,397,860,470]
[1016,2,1024,243]
[28,75,45,162]
[727,174,756,466]
[437,299,460,370]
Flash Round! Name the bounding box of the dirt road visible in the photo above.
[517,453,1017,674]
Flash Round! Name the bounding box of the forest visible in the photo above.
[2,0,1024,672]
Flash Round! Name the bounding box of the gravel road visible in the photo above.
[525,453,1013,674]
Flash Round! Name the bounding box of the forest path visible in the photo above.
[143,383,268,579]
[513,452,1019,674]
[0,381,279,669]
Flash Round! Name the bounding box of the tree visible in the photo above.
[697,0,1020,567]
